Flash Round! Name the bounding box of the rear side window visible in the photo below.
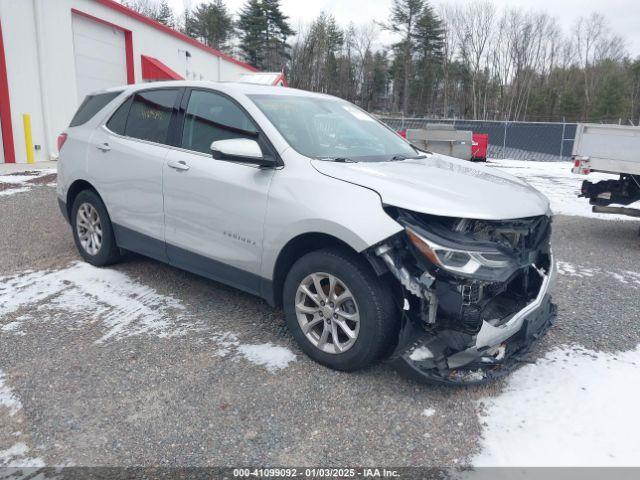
[181,90,257,154]
[70,91,121,127]
[122,89,179,144]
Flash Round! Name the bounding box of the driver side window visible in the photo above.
[181,90,258,155]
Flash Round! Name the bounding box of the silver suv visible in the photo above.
[57,81,556,384]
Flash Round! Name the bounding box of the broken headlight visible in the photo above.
[404,225,518,282]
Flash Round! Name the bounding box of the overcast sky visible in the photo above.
[167,0,640,56]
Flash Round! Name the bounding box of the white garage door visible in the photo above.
[72,13,128,103]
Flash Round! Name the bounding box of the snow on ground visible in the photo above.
[0,262,296,372]
[422,408,436,418]
[489,159,639,221]
[237,343,297,372]
[473,344,640,467]
[0,370,46,468]
[0,262,192,342]
[0,371,21,416]
[0,169,56,197]
[557,261,640,288]
[0,443,45,468]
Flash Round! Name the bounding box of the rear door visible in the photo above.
[88,87,182,261]
[163,88,275,295]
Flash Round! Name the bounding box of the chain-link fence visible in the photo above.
[378,117,577,161]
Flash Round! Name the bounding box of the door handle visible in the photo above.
[167,160,190,171]
[96,142,111,152]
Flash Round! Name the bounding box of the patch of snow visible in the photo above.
[0,174,40,184]
[0,371,22,416]
[0,443,45,468]
[237,343,296,372]
[556,261,596,277]
[0,187,30,197]
[211,332,241,357]
[1,263,297,373]
[0,169,56,197]
[556,261,640,287]
[410,346,434,361]
[422,408,436,417]
[0,169,56,182]
[489,160,639,221]
[1,321,23,333]
[456,369,485,382]
[473,344,640,467]
[0,372,47,468]
[0,262,197,343]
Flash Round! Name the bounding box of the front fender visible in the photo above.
[260,158,403,280]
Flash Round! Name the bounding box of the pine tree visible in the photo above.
[413,2,444,114]
[371,51,390,111]
[154,0,174,27]
[237,0,294,70]
[263,0,295,70]
[383,0,424,114]
[593,66,628,121]
[324,15,344,94]
[237,0,268,68]
[189,0,235,51]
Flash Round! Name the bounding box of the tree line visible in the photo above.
[122,0,640,124]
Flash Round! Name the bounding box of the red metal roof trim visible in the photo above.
[141,55,184,80]
[95,0,259,73]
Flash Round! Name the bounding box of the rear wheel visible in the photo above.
[283,248,398,371]
[71,190,121,266]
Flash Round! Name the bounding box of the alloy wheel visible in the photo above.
[294,272,360,354]
[76,202,103,256]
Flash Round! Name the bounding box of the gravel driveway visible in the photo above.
[0,168,639,470]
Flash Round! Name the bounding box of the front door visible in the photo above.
[163,89,275,295]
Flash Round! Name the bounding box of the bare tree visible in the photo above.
[450,1,496,119]
[438,4,458,117]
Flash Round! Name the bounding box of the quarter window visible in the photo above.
[106,97,131,135]
[70,91,122,127]
[120,89,179,144]
[181,90,257,154]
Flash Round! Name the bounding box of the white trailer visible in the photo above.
[571,123,640,218]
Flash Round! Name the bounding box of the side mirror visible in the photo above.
[210,138,275,167]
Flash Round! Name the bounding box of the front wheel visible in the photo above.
[283,248,398,371]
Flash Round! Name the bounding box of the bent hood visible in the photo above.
[311,154,550,220]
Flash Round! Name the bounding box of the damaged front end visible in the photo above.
[371,208,557,385]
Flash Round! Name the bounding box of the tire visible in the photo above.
[283,247,398,371]
[70,189,121,266]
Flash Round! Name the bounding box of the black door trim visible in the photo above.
[112,223,276,306]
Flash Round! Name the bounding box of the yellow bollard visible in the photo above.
[23,114,35,164]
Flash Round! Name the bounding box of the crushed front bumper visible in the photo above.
[389,255,557,385]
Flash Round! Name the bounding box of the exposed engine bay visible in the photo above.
[369,208,557,385]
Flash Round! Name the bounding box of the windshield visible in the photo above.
[249,94,419,162]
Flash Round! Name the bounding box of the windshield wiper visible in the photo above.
[387,154,428,161]
[318,157,357,163]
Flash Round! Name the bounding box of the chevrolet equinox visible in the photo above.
[57,81,556,384]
